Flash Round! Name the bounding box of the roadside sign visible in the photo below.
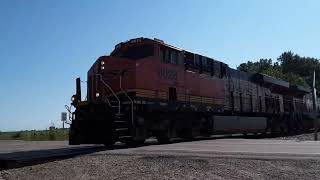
[61,112,67,122]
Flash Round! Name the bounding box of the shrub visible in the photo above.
[49,129,56,140]
[12,131,22,139]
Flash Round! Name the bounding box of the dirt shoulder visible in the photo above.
[2,152,320,180]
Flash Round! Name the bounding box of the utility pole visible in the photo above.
[312,71,318,141]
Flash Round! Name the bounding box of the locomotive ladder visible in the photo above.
[95,74,121,114]
[119,73,134,125]
[95,73,134,140]
[115,72,134,141]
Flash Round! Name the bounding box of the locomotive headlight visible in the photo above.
[95,93,100,97]
[71,95,77,105]
[101,61,105,65]
[101,66,105,70]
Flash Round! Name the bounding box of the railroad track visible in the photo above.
[0,145,108,169]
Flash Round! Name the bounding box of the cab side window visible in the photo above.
[122,44,154,60]
[195,55,200,67]
[170,51,177,64]
[160,47,179,65]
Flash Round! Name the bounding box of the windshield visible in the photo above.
[118,44,154,60]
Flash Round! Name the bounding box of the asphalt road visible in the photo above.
[2,138,320,179]
[95,138,320,161]
[0,140,102,169]
[2,138,320,160]
[132,138,320,155]
[0,140,76,154]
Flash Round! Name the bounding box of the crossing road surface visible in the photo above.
[101,138,320,160]
[2,138,320,180]
[2,138,320,158]
[135,139,320,155]
[0,140,84,154]
[2,138,320,168]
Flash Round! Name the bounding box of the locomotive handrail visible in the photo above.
[119,72,134,125]
[95,73,121,114]
[104,96,112,107]
[64,105,73,124]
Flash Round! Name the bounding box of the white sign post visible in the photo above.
[61,112,67,129]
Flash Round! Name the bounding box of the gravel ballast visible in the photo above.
[271,132,320,141]
[2,132,320,180]
[1,153,320,180]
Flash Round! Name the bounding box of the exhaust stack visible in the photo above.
[76,77,81,102]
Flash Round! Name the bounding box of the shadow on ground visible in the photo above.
[0,131,310,170]
[0,145,110,169]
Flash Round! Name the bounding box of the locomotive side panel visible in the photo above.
[134,46,226,112]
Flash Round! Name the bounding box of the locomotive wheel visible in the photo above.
[133,140,145,146]
[103,138,115,148]
[280,126,289,136]
[157,137,170,144]
[122,138,145,146]
[200,117,212,137]
[103,142,114,148]
[181,128,194,141]
[127,140,145,147]
[69,125,81,145]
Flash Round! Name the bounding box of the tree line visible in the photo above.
[238,51,320,90]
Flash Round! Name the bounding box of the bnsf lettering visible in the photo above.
[158,68,177,81]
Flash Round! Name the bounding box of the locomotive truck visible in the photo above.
[67,37,318,145]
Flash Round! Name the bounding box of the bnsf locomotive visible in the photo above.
[68,37,318,145]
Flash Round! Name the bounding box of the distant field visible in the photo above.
[0,128,69,141]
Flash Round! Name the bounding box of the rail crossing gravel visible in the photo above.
[1,152,320,180]
[1,132,320,180]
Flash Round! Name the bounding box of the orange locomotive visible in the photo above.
[68,38,316,145]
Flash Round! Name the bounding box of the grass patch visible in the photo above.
[0,128,69,141]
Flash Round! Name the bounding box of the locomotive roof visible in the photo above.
[111,37,222,62]
[111,37,180,56]
[112,37,182,52]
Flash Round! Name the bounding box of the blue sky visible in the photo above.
[0,0,320,131]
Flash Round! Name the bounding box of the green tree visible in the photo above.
[278,51,320,88]
[238,59,273,73]
[237,52,316,88]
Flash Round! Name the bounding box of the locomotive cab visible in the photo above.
[69,38,159,145]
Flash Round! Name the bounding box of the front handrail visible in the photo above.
[120,73,134,125]
[64,105,73,124]
[95,73,121,114]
